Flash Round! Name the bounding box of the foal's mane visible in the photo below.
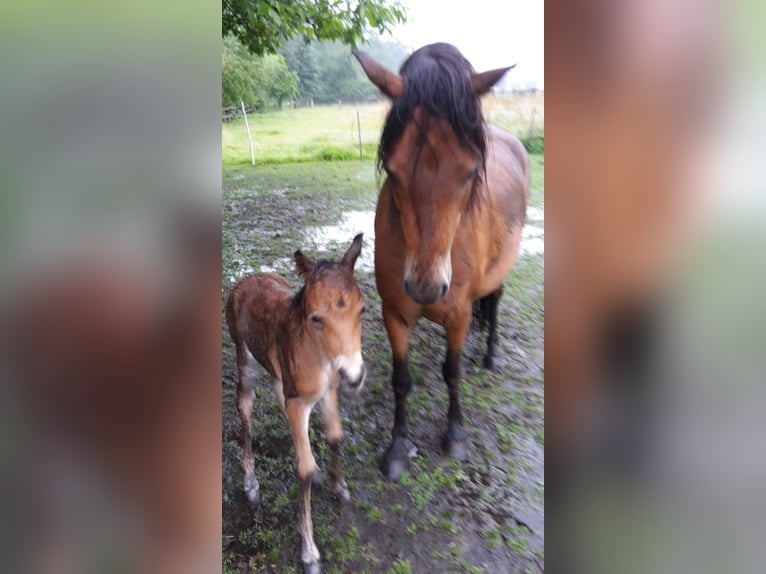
[288,260,353,315]
[378,43,488,186]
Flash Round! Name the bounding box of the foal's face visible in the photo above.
[294,234,367,394]
[385,111,480,304]
[304,267,367,393]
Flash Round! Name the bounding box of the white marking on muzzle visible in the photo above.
[334,352,364,383]
[403,252,452,289]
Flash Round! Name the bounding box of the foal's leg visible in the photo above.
[481,286,503,370]
[286,397,320,574]
[320,387,350,501]
[381,306,413,480]
[236,346,259,503]
[442,310,472,460]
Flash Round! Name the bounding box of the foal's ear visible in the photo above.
[294,250,315,281]
[470,64,516,96]
[341,233,363,270]
[353,51,404,99]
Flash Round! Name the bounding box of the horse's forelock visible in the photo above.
[378,44,487,178]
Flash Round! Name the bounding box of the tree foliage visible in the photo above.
[222,35,298,110]
[223,0,406,56]
[279,35,408,104]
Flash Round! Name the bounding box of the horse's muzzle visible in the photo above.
[403,278,449,305]
[338,363,367,394]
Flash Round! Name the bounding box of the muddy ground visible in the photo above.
[222,160,544,574]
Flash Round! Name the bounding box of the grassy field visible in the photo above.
[222,93,544,166]
[221,98,544,573]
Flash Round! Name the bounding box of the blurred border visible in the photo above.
[0,2,223,573]
[546,0,766,572]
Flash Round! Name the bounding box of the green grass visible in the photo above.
[222,94,544,166]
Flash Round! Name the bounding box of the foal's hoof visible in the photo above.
[244,476,260,504]
[303,562,321,574]
[483,353,496,370]
[332,480,351,503]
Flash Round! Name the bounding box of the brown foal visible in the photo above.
[225,234,366,574]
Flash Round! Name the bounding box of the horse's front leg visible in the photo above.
[442,310,472,460]
[286,397,320,574]
[320,387,350,501]
[381,305,413,480]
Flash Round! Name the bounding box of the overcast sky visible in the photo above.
[383,0,544,87]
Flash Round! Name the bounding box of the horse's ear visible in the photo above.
[294,250,315,281]
[353,51,403,99]
[341,233,363,270]
[470,64,516,96]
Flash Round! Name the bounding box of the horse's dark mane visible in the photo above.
[378,43,487,178]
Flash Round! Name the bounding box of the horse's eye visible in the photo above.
[310,315,322,326]
[466,168,479,183]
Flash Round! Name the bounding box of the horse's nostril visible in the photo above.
[440,283,449,298]
[403,279,412,297]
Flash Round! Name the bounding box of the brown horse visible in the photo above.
[354,44,529,479]
[225,234,366,574]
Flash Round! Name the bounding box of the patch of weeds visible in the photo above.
[438,515,457,533]
[496,423,515,454]
[389,503,403,514]
[505,536,527,554]
[273,490,289,510]
[386,558,412,574]
[366,506,382,522]
[371,479,385,494]
[484,528,502,549]
[327,526,363,566]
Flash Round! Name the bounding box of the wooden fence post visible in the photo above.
[241,99,255,167]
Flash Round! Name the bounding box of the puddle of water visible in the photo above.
[305,209,544,265]
[236,207,543,284]
[259,257,293,274]
[527,206,544,222]
[521,224,545,256]
[304,211,376,272]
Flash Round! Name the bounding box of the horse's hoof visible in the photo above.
[303,562,321,574]
[381,439,416,480]
[483,354,496,370]
[381,455,409,480]
[311,471,323,487]
[442,434,467,461]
